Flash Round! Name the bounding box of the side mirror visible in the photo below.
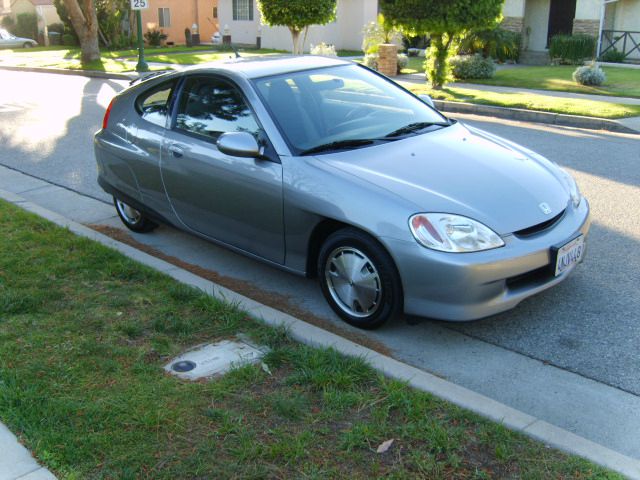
[216,132,262,158]
[418,94,435,109]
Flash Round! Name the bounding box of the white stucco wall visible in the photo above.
[612,0,640,31]
[218,0,377,51]
[218,0,262,45]
[575,0,601,20]
[1,0,10,15]
[503,0,526,17]
[524,0,551,50]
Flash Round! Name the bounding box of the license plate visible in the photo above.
[554,235,585,276]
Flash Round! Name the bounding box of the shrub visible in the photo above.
[361,13,401,54]
[460,28,521,62]
[397,53,408,72]
[600,48,626,63]
[310,42,337,57]
[573,63,606,86]
[144,29,167,47]
[1,15,15,32]
[363,53,378,70]
[15,13,37,39]
[450,54,495,79]
[47,22,65,34]
[549,34,596,64]
[61,33,77,46]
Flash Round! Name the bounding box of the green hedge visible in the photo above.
[549,34,596,64]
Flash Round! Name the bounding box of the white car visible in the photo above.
[0,28,38,49]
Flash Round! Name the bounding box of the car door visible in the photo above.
[160,74,284,264]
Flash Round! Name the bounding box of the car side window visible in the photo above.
[175,76,260,142]
[136,79,177,128]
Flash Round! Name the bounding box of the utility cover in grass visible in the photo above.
[164,338,267,380]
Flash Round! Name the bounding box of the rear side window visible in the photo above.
[136,79,176,128]
[175,76,260,142]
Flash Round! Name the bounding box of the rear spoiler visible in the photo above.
[130,70,171,86]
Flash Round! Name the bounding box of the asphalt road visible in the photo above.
[1,70,639,397]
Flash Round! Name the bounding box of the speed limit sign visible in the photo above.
[131,0,148,10]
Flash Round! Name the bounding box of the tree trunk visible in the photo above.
[289,27,301,55]
[426,33,454,89]
[63,0,100,65]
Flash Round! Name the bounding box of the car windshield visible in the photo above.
[253,64,448,155]
[0,29,15,40]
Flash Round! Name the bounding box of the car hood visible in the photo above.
[320,122,570,235]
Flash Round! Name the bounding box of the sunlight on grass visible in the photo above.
[402,82,640,119]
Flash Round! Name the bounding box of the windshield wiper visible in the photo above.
[300,139,377,156]
[384,121,449,138]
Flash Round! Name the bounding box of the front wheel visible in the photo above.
[23,42,33,49]
[318,228,402,329]
[113,197,157,233]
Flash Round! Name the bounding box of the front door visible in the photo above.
[160,75,284,264]
[547,0,577,46]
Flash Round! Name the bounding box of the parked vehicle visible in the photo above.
[0,28,37,49]
[94,56,589,329]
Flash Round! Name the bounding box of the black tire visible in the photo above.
[318,228,402,329]
[23,42,33,49]
[113,197,157,233]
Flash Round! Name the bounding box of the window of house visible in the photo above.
[213,7,218,18]
[232,0,253,21]
[158,8,171,28]
[175,76,260,142]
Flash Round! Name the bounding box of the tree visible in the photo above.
[380,0,504,88]
[61,0,100,64]
[257,0,337,54]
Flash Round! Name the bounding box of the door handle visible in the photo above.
[168,144,183,158]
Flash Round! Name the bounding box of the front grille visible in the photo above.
[513,209,565,238]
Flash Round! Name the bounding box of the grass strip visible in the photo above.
[469,66,640,99]
[0,200,620,479]
[402,82,640,119]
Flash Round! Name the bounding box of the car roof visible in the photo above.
[181,55,351,79]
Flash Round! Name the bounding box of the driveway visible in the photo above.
[1,69,639,458]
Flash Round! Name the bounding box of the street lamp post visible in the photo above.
[131,0,149,72]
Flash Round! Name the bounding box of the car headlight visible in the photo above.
[558,167,581,208]
[409,213,505,253]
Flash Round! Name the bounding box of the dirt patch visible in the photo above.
[88,224,393,357]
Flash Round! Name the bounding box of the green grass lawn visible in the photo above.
[145,48,284,65]
[0,47,168,73]
[468,65,640,98]
[402,82,640,119]
[0,199,620,479]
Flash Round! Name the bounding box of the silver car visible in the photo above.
[94,56,589,329]
[0,28,37,48]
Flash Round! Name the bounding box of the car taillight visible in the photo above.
[102,98,115,130]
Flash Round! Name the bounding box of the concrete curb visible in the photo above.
[433,99,640,134]
[1,188,639,480]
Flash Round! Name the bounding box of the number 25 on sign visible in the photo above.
[131,0,148,10]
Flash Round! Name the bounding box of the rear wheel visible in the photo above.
[113,197,157,233]
[318,228,402,329]
[23,42,32,48]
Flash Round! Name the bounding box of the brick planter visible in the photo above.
[378,44,398,77]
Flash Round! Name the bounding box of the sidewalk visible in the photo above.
[0,423,55,480]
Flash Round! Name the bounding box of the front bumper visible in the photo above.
[386,199,591,321]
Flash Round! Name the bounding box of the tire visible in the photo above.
[113,197,157,233]
[23,42,33,49]
[318,228,402,329]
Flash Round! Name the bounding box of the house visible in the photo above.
[140,0,219,45]
[140,0,377,51]
[141,0,639,62]
[502,0,640,62]
[4,0,61,28]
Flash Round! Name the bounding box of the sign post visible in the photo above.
[131,0,149,72]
